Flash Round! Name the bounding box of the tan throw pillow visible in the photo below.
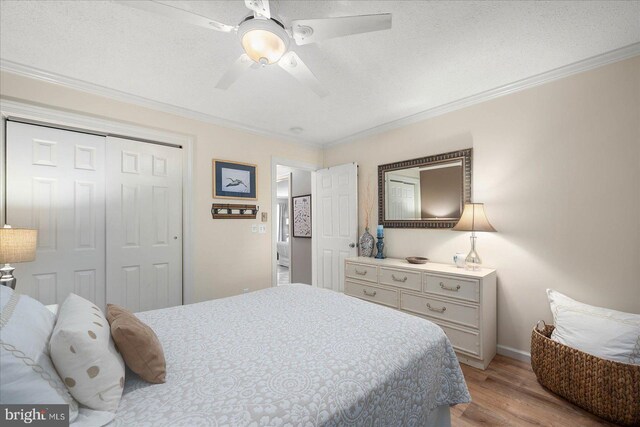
[49,294,125,412]
[106,304,166,384]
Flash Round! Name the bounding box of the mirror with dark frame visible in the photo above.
[378,148,472,228]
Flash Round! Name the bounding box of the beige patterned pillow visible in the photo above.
[49,294,125,411]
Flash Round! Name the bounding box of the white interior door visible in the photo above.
[105,137,182,311]
[6,121,106,307]
[315,163,358,292]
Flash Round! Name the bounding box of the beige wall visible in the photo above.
[2,56,638,354]
[0,71,323,303]
[324,56,640,353]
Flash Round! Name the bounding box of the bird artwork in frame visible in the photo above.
[213,159,258,200]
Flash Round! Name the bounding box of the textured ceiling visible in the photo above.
[1,1,639,145]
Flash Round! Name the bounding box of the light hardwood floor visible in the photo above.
[452,355,617,426]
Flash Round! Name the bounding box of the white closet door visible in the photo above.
[105,137,182,311]
[315,163,358,292]
[6,121,106,307]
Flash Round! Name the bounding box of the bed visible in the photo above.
[107,284,470,426]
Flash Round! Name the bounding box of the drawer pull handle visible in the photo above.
[392,274,407,282]
[363,289,377,297]
[355,269,367,276]
[440,282,461,291]
[426,303,446,313]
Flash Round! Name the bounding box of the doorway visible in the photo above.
[271,158,359,292]
[275,170,291,285]
[271,158,319,287]
[274,164,313,286]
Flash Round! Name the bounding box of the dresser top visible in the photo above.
[345,257,496,278]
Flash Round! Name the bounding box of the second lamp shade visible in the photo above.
[452,203,496,232]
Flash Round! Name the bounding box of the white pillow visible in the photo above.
[49,293,125,411]
[0,286,79,421]
[547,289,640,365]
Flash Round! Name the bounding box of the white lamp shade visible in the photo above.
[238,18,290,65]
[452,203,496,232]
[241,29,287,64]
[0,227,38,263]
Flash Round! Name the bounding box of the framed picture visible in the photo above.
[212,159,257,200]
[292,194,312,238]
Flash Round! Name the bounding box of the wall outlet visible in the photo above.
[258,224,266,234]
[243,288,249,293]
[261,212,268,222]
[251,224,258,233]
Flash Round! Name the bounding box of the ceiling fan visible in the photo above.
[117,0,392,97]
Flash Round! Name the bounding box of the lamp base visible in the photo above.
[0,264,17,289]
[465,233,482,271]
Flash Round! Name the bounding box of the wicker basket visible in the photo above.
[531,324,640,426]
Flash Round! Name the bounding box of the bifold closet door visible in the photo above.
[6,121,107,307]
[105,137,182,312]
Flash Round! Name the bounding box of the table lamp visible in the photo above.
[452,203,496,270]
[0,225,37,289]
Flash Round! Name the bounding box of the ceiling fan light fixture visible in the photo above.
[238,18,289,65]
[242,29,286,64]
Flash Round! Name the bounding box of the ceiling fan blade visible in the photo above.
[291,13,392,45]
[116,1,236,32]
[244,0,271,19]
[278,51,328,98]
[215,54,255,90]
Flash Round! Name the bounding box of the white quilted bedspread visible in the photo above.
[108,285,470,426]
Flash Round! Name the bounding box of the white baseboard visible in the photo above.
[497,344,531,363]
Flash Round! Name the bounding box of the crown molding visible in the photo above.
[327,42,640,147]
[2,42,638,149]
[0,59,323,149]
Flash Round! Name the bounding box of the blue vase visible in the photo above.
[375,236,385,259]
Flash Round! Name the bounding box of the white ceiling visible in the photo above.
[1,1,639,145]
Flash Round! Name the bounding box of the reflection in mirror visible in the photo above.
[378,148,471,228]
[384,160,463,221]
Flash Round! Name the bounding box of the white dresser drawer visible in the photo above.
[343,257,496,370]
[435,320,481,357]
[400,292,479,329]
[379,267,421,291]
[345,281,398,308]
[345,262,377,283]
[424,274,479,303]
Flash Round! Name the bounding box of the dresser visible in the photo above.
[344,257,497,370]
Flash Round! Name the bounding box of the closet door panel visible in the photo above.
[106,137,182,312]
[6,122,106,308]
